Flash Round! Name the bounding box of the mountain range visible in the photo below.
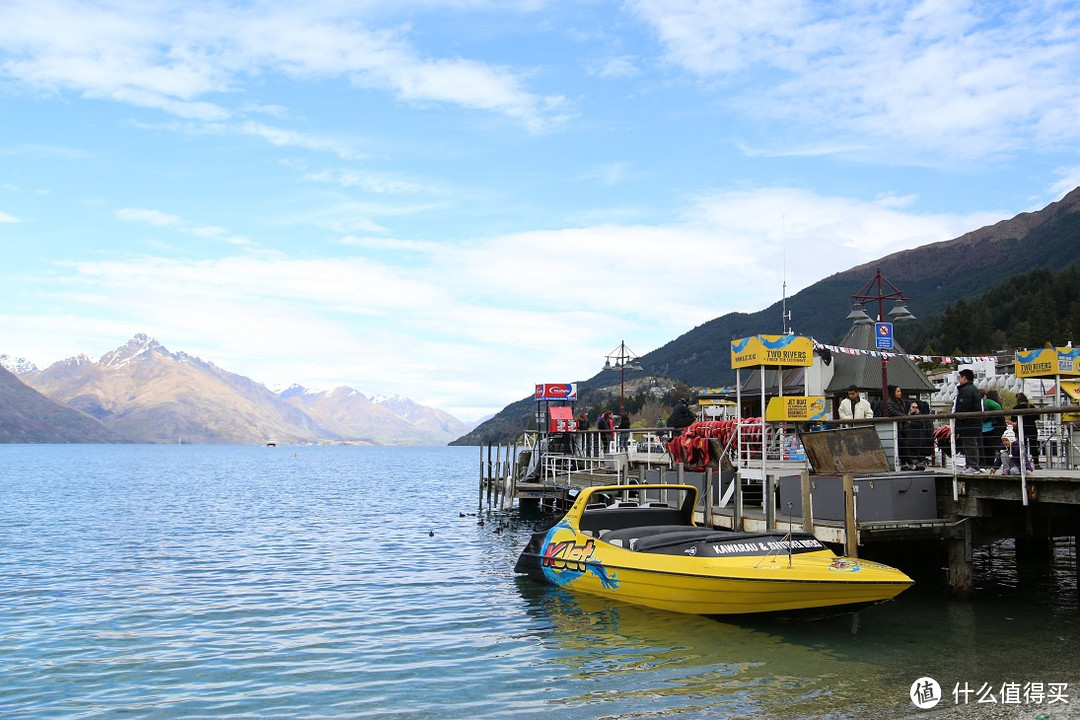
[0,365,121,443]
[454,186,1080,445]
[1,335,473,445]
[6,187,1080,446]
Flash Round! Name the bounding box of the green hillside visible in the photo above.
[453,188,1080,445]
[906,265,1080,354]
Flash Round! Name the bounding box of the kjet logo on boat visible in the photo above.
[542,538,596,569]
[540,526,620,590]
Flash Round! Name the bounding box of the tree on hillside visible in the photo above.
[909,264,1080,353]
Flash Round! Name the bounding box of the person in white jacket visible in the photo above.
[838,385,874,422]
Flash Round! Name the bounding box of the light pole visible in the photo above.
[602,341,643,417]
[848,267,916,409]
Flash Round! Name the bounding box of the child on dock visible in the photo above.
[990,428,1034,475]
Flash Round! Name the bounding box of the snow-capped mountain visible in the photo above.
[372,394,473,440]
[17,334,472,445]
[284,388,471,445]
[0,354,40,375]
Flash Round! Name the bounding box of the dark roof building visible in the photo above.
[823,321,934,397]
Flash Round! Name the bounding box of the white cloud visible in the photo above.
[5,186,994,416]
[189,225,252,246]
[0,144,93,160]
[1049,166,1080,201]
[354,53,568,132]
[0,0,565,131]
[115,207,251,246]
[629,0,1080,159]
[303,168,431,194]
[337,236,441,252]
[588,55,639,79]
[292,200,448,239]
[0,210,21,223]
[116,208,182,226]
[577,162,634,186]
[239,122,366,160]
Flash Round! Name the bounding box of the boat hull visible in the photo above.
[515,484,913,616]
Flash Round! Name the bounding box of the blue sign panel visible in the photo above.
[875,322,894,350]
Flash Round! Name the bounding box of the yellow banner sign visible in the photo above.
[1014,348,1080,377]
[730,334,814,368]
[765,396,828,422]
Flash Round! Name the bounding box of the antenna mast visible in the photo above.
[781,215,792,333]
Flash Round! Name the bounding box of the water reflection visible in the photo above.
[514,578,903,719]
[507,523,1080,719]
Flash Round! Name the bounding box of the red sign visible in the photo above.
[548,405,577,433]
[535,383,577,401]
[548,418,579,433]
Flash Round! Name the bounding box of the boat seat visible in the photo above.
[633,529,819,554]
[631,528,732,552]
[601,527,802,553]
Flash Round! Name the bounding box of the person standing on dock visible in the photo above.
[886,385,907,418]
[953,369,983,472]
[900,398,932,470]
[576,412,591,456]
[617,413,631,451]
[598,410,615,455]
[1012,392,1041,469]
[838,385,873,423]
[980,389,1006,468]
[668,399,696,437]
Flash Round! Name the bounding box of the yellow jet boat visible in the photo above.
[514,484,913,615]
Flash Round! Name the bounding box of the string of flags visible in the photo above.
[813,341,1002,366]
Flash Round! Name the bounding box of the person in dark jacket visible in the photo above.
[576,412,591,456]
[886,384,907,419]
[668,399,696,437]
[952,369,983,471]
[597,410,615,454]
[900,397,932,470]
[1012,392,1041,468]
[617,413,631,451]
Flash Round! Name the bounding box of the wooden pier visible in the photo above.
[478,441,524,512]
[480,409,1080,595]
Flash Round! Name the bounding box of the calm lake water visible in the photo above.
[1,444,1078,719]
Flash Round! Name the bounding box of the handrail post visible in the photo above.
[705,467,714,527]
[800,469,813,533]
[843,473,857,558]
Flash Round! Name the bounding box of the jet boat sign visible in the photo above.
[730,334,813,369]
[765,396,828,422]
[535,383,578,401]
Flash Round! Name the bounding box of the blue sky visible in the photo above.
[2,1,1080,420]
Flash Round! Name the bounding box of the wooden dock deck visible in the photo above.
[479,415,1080,594]
[481,449,1080,595]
